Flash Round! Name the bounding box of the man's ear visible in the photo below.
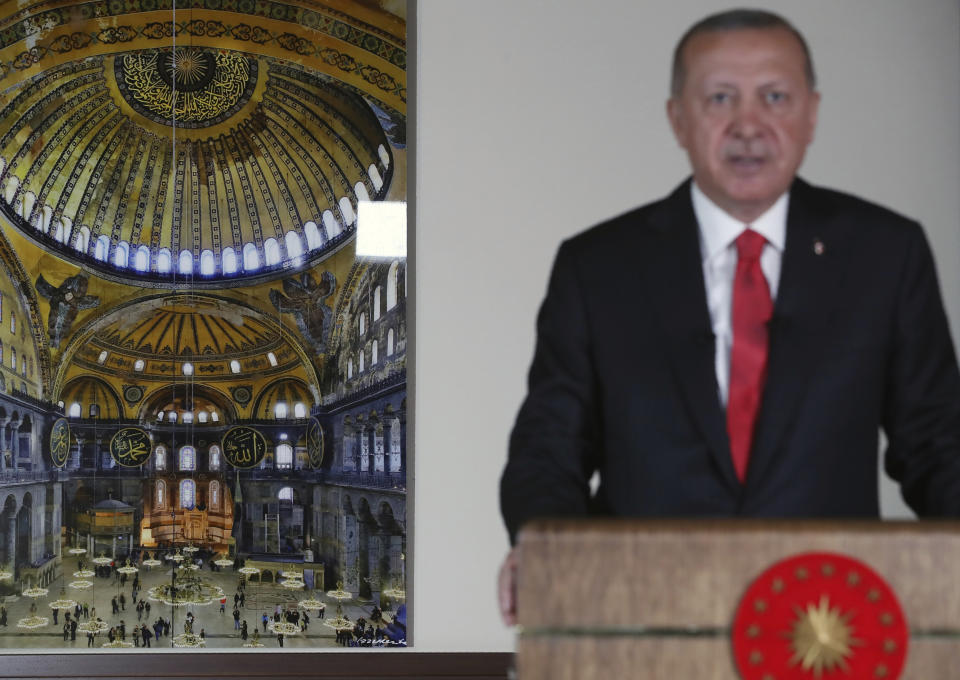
[666,97,687,148]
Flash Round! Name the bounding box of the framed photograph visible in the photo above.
[0,0,408,669]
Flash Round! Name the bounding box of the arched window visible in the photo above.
[378,144,390,168]
[178,250,193,274]
[200,250,215,275]
[69,402,81,418]
[230,360,240,374]
[182,362,193,376]
[387,328,394,356]
[10,347,15,369]
[276,445,293,470]
[278,486,293,502]
[209,445,220,471]
[179,446,196,471]
[358,350,364,373]
[157,248,172,273]
[210,411,219,422]
[338,197,356,225]
[180,480,195,509]
[264,238,280,266]
[386,260,399,310]
[222,247,237,274]
[182,411,193,423]
[294,402,306,419]
[304,222,322,250]
[285,230,303,260]
[368,164,384,192]
[322,210,340,239]
[198,411,208,423]
[267,352,277,367]
[20,359,25,377]
[354,181,371,203]
[76,226,90,253]
[274,402,288,419]
[97,350,108,364]
[209,480,219,509]
[359,313,365,337]
[155,481,165,508]
[114,241,129,267]
[167,411,177,422]
[96,236,111,261]
[372,340,378,365]
[9,312,14,334]
[373,287,382,321]
[347,358,353,379]
[134,246,150,272]
[243,243,259,271]
[89,403,99,418]
[134,359,145,372]
[154,445,166,470]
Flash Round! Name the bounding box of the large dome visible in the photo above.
[0,48,392,285]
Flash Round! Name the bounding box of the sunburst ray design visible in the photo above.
[789,595,859,675]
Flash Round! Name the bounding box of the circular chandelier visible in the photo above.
[269,621,300,636]
[68,547,87,555]
[244,631,264,647]
[382,578,406,600]
[102,640,134,648]
[238,566,261,576]
[49,589,77,610]
[172,632,206,648]
[166,551,185,563]
[78,619,110,635]
[73,569,95,578]
[17,615,49,629]
[214,553,234,568]
[117,560,139,575]
[92,553,113,566]
[22,586,49,598]
[147,570,223,607]
[280,578,305,590]
[326,581,353,602]
[68,580,93,590]
[142,558,162,567]
[323,604,355,632]
[298,598,325,610]
[182,545,199,554]
[0,570,12,580]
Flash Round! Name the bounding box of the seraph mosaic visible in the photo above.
[0,0,407,652]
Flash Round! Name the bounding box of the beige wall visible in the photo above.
[414,0,960,651]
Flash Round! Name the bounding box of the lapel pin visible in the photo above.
[813,238,825,256]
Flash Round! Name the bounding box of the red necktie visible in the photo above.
[727,229,772,482]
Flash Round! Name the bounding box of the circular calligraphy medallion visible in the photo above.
[109,427,151,467]
[732,552,908,680]
[307,417,324,468]
[49,417,70,468]
[221,426,266,468]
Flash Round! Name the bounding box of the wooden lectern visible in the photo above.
[515,519,959,679]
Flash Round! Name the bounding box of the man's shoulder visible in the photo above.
[793,179,921,235]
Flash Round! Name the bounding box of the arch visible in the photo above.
[338,197,356,225]
[347,358,353,379]
[155,480,166,508]
[114,241,129,267]
[68,402,80,418]
[222,247,237,274]
[386,260,399,309]
[209,445,221,471]
[157,248,172,273]
[264,238,280,266]
[251,378,313,420]
[378,144,390,168]
[94,235,110,261]
[200,249,215,275]
[58,376,123,419]
[372,340,378,365]
[294,402,306,419]
[179,479,196,509]
[178,250,193,274]
[209,480,220,509]
[274,402,288,419]
[179,446,196,471]
[243,243,260,271]
[76,226,90,254]
[387,328,394,356]
[275,444,293,469]
[138,383,238,423]
[373,286,381,321]
[134,245,150,272]
[154,445,166,470]
[285,230,303,260]
[368,164,384,192]
[359,349,364,373]
[354,181,371,203]
[278,486,294,502]
[322,210,340,239]
[304,222,322,250]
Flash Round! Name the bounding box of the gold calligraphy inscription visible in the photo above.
[222,426,266,468]
[121,48,251,124]
[49,418,70,468]
[110,428,151,467]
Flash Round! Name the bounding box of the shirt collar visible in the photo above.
[691,181,789,261]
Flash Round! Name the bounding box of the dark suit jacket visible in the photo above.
[501,178,960,544]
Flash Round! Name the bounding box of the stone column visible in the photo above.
[353,428,363,471]
[71,437,84,470]
[9,418,20,470]
[382,420,394,472]
[6,512,16,569]
[366,427,375,473]
[398,415,407,475]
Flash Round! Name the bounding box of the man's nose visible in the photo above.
[730,101,765,138]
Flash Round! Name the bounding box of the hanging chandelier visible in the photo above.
[268,621,300,636]
[73,569,95,578]
[147,569,223,607]
[238,566,260,576]
[22,586,49,598]
[92,553,113,566]
[213,553,234,568]
[243,631,264,647]
[381,577,406,601]
[279,578,305,590]
[102,640,135,648]
[77,619,110,635]
[116,560,139,575]
[17,615,49,629]
[298,597,325,610]
[48,589,77,610]
[325,581,353,602]
[182,545,199,554]
[68,580,93,590]
[172,632,206,648]
[166,551,185,563]
[68,547,87,555]
[323,603,355,632]
[0,569,12,580]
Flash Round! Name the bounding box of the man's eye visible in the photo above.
[708,92,731,104]
[765,91,787,104]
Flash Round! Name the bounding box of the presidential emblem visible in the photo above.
[109,427,151,467]
[221,426,266,468]
[732,552,908,680]
[49,417,70,468]
[307,417,324,468]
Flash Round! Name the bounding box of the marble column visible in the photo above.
[398,415,407,475]
[6,512,16,569]
[366,427,376,473]
[382,420,394,472]
[353,428,363,471]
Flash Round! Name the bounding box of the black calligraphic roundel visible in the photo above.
[109,427,151,467]
[307,417,324,468]
[221,426,266,468]
[49,418,70,468]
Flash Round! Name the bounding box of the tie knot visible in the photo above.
[736,229,766,261]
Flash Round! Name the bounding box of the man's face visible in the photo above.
[667,27,819,222]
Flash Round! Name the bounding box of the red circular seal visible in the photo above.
[732,552,908,679]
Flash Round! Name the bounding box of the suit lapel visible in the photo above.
[645,182,741,492]
[744,179,849,492]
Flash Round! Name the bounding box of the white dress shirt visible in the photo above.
[691,182,789,408]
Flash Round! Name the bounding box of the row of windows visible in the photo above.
[153,443,296,470]
[155,479,220,510]
[357,261,404,338]
[346,329,397,380]
[0,342,31,377]
[97,351,279,376]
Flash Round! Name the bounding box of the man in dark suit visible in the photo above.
[499,9,960,624]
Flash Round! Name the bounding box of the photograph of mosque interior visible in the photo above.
[0,0,407,650]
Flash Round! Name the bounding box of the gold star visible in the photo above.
[754,599,768,613]
[867,588,881,603]
[880,612,894,626]
[750,650,764,665]
[762,675,775,680]
[747,624,761,639]
[771,578,785,593]
[821,563,835,576]
[883,639,897,653]
[847,571,861,586]
[875,664,888,677]
[789,595,859,675]
[795,567,809,580]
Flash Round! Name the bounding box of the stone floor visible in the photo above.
[0,553,400,651]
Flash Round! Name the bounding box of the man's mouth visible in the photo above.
[727,155,767,173]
